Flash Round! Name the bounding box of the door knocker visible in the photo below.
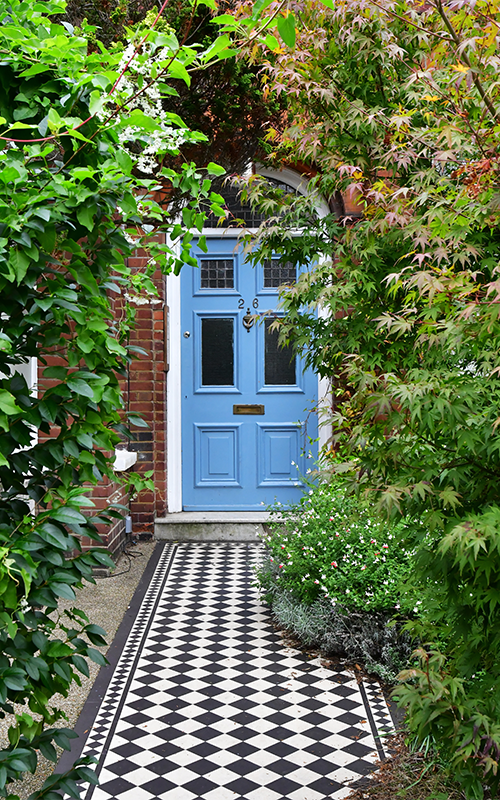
[242,308,254,332]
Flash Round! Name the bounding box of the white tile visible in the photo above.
[287,787,327,800]
[210,717,242,734]
[174,733,211,750]
[243,749,282,768]
[203,787,241,800]
[204,749,240,768]
[175,717,207,734]
[155,788,197,800]
[245,787,285,800]
[202,765,242,785]
[288,765,335,785]
[127,749,164,767]
[207,733,241,750]
[91,789,116,800]
[242,766,280,786]
[328,766,360,783]
[158,765,200,784]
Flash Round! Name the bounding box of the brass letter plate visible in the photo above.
[233,404,265,415]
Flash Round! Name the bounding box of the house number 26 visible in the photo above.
[238,298,259,309]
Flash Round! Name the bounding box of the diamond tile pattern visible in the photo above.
[76,543,395,799]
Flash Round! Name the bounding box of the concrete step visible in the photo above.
[155,511,270,542]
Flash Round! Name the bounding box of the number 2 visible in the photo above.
[238,298,244,309]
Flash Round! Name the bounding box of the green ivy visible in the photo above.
[0,0,236,796]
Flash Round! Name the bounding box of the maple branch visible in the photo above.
[433,0,499,122]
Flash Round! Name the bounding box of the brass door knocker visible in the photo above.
[242,308,254,332]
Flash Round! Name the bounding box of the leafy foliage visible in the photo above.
[262,589,413,684]
[61,0,285,175]
[227,0,500,795]
[257,479,414,681]
[0,0,235,795]
[261,480,413,613]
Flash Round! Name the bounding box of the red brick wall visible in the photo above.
[126,249,168,536]
[37,244,168,548]
[78,476,130,554]
[37,353,131,556]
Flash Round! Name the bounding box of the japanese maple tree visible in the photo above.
[219,0,500,795]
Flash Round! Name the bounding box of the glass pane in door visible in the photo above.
[264,319,296,385]
[202,318,234,385]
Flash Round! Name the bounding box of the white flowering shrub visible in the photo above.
[260,480,414,614]
[108,25,209,176]
[257,480,418,679]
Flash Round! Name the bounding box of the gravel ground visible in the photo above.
[5,539,157,799]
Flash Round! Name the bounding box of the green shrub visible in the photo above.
[257,480,415,681]
[260,480,414,614]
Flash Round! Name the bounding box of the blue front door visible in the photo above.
[181,236,318,510]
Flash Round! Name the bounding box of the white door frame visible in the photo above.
[166,167,331,513]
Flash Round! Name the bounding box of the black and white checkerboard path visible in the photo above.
[74,543,395,800]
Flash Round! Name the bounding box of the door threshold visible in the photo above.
[155,511,273,542]
[158,511,271,523]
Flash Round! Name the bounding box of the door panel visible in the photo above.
[257,424,302,486]
[181,237,317,510]
[195,424,241,486]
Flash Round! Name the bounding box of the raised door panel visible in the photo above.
[257,424,303,487]
[194,424,241,487]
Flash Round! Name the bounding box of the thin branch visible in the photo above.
[434,0,499,121]
[0,0,173,144]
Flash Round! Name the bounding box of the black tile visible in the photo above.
[295,698,325,711]
[225,777,261,795]
[265,758,300,776]
[297,712,330,726]
[304,741,337,758]
[337,711,366,725]
[338,726,371,741]
[127,698,156,712]
[150,742,182,758]
[306,758,343,776]
[183,776,219,794]
[115,728,149,746]
[335,698,360,711]
[97,776,135,795]
[142,776,177,794]
[226,741,259,758]
[343,741,376,758]
[107,759,140,776]
[330,684,357,697]
[121,711,151,726]
[348,758,378,775]
[309,776,345,794]
[266,777,303,795]
[190,727,220,741]
[146,758,181,776]
[266,741,296,758]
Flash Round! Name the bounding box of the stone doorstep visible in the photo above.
[154,511,272,542]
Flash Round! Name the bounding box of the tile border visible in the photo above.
[57,542,172,774]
